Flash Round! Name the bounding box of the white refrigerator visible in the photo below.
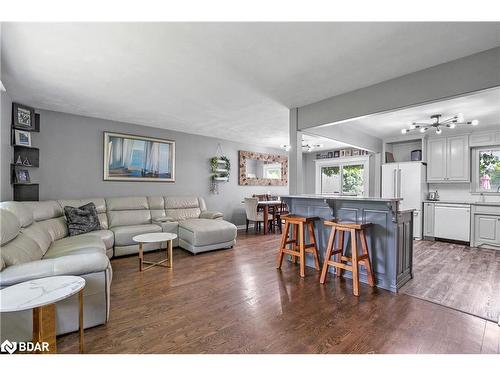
[382,162,427,239]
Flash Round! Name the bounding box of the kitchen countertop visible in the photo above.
[282,194,402,202]
[424,200,500,206]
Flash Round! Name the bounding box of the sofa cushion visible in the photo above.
[108,210,151,227]
[112,224,162,246]
[84,229,114,250]
[22,201,63,221]
[106,196,149,211]
[1,209,20,246]
[0,252,110,287]
[44,234,106,259]
[179,218,237,247]
[20,222,52,256]
[38,217,68,242]
[0,201,33,228]
[164,196,202,221]
[1,232,44,266]
[64,202,101,236]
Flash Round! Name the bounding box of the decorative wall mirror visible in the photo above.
[238,150,288,186]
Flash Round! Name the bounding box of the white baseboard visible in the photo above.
[236,223,255,230]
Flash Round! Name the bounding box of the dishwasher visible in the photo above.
[434,203,471,242]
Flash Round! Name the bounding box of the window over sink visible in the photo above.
[472,147,500,194]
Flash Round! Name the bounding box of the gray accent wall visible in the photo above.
[1,109,289,225]
[0,91,12,201]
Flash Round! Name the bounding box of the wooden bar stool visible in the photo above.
[276,215,320,278]
[320,220,375,296]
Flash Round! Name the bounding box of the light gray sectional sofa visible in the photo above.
[0,195,237,342]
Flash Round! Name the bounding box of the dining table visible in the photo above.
[256,200,282,234]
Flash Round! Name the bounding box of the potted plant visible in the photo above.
[210,156,230,182]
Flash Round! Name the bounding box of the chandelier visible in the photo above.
[401,113,479,135]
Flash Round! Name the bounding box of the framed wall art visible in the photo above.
[103,132,175,182]
[12,103,36,131]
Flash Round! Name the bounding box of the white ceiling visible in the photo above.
[332,87,500,139]
[2,22,500,147]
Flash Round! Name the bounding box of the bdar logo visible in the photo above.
[1,339,17,354]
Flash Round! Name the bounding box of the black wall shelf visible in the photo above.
[11,103,40,201]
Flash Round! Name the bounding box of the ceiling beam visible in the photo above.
[304,124,383,153]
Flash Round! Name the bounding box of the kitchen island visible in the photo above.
[281,195,414,292]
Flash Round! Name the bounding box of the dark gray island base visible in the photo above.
[281,195,414,292]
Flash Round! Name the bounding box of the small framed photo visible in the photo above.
[344,149,352,157]
[333,150,340,158]
[14,129,32,146]
[327,152,333,158]
[12,103,36,130]
[352,149,360,156]
[15,169,31,183]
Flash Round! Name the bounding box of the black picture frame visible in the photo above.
[333,151,340,158]
[12,102,36,131]
[327,152,333,158]
[15,168,31,183]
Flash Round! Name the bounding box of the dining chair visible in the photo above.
[244,197,272,233]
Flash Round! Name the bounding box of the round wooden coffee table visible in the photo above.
[0,275,86,354]
[133,232,177,271]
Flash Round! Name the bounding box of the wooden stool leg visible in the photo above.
[291,224,297,263]
[351,229,360,296]
[360,229,375,287]
[299,222,306,278]
[320,227,336,284]
[336,230,345,278]
[307,222,320,270]
[276,221,290,269]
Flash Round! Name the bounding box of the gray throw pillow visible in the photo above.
[64,202,101,236]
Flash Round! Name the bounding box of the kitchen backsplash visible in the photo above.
[428,183,500,203]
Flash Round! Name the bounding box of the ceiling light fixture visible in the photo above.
[401,114,479,135]
[280,142,324,152]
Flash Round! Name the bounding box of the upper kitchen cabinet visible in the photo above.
[426,134,470,183]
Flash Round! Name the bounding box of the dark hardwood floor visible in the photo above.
[58,232,500,354]
[401,240,500,322]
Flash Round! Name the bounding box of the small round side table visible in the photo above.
[133,232,177,271]
[0,275,86,354]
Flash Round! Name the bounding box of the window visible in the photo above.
[315,158,369,196]
[473,147,500,193]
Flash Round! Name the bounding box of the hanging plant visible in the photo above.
[210,155,230,181]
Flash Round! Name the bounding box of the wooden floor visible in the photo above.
[402,240,500,322]
[58,232,500,354]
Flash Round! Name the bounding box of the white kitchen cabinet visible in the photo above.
[423,202,435,237]
[427,134,470,182]
[446,135,469,181]
[471,205,500,249]
[469,131,500,147]
[474,215,499,244]
[427,138,446,181]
